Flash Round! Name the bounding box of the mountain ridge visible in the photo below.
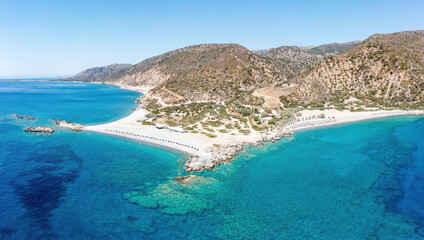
[64,63,132,82]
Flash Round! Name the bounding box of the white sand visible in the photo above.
[85,109,260,164]
[286,109,424,132]
[83,108,424,167]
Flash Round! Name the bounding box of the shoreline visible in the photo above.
[51,80,424,171]
[285,109,424,133]
[46,79,151,94]
[82,108,424,172]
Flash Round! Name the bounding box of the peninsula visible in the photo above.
[61,30,424,172]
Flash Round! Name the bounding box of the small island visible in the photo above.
[24,126,54,134]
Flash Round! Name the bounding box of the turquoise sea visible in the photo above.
[1,80,424,239]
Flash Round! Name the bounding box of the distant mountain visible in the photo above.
[305,41,361,57]
[64,63,132,82]
[263,46,323,79]
[253,49,271,55]
[254,41,360,58]
[103,44,287,105]
[285,30,424,107]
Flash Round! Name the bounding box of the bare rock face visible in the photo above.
[24,126,54,134]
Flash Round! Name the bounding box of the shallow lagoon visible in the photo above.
[1,81,424,239]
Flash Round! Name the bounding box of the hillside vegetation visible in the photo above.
[285,30,424,109]
[105,44,288,105]
[264,46,323,79]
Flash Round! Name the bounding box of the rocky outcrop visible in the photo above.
[184,129,293,172]
[14,114,36,120]
[24,126,54,134]
[185,144,244,172]
[54,120,85,131]
[254,130,293,145]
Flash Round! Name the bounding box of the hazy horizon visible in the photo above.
[1,0,423,78]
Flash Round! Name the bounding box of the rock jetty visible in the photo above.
[24,126,54,134]
[54,120,85,131]
[14,114,36,120]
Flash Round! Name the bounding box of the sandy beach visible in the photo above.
[285,109,424,132]
[83,107,424,171]
[85,109,261,167]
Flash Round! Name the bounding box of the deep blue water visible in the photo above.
[1,81,424,239]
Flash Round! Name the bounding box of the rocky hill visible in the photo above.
[285,30,424,107]
[264,46,323,79]
[64,63,132,82]
[304,41,361,57]
[105,44,287,105]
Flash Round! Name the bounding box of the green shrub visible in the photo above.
[239,129,251,135]
[204,127,214,132]
[206,133,217,138]
[166,120,178,127]
[142,121,153,125]
[251,124,264,131]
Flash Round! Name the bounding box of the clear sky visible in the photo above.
[1,0,423,78]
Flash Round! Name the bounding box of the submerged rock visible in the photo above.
[24,126,54,134]
[14,114,36,120]
[124,176,218,215]
[173,175,199,183]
